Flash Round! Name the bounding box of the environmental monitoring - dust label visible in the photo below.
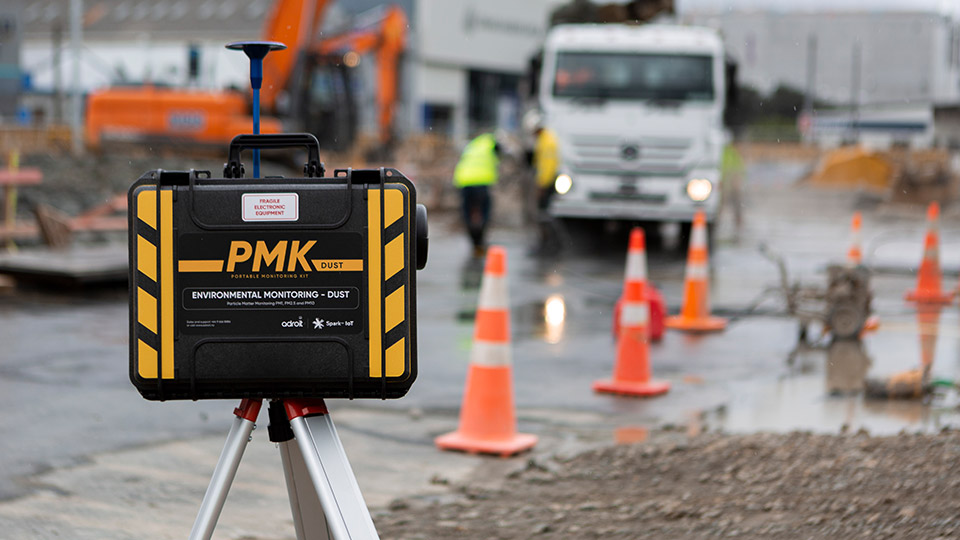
[175,231,364,336]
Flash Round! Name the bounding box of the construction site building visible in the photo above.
[18,0,565,143]
[685,9,960,148]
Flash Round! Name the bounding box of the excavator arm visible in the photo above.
[315,5,407,147]
[260,0,333,111]
[85,0,404,151]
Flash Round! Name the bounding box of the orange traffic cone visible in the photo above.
[847,212,881,333]
[435,246,537,456]
[905,202,953,304]
[862,314,880,334]
[666,210,727,332]
[917,303,942,374]
[847,211,863,266]
[593,228,670,397]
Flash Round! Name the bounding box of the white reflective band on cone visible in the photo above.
[691,225,708,249]
[477,275,509,310]
[685,262,709,280]
[620,301,650,326]
[625,251,647,280]
[924,247,938,261]
[470,341,512,367]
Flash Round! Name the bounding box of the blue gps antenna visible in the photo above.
[226,40,287,179]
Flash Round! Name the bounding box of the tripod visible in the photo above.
[188,398,379,540]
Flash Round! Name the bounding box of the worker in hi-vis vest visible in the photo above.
[721,137,745,235]
[534,125,559,210]
[453,132,501,257]
[530,124,561,256]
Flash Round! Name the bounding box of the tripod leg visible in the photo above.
[188,399,262,540]
[284,400,380,540]
[279,439,333,539]
[270,401,332,540]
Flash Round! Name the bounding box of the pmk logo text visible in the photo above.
[227,240,316,272]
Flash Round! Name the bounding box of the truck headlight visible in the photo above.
[686,178,712,202]
[555,174,573,195]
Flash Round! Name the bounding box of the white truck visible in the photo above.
[539,24,726,239]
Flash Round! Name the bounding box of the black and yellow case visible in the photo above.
[128,134,425,400]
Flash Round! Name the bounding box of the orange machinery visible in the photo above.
[314,5,406,147]
[85,0,405,151]
[84,86,282,148]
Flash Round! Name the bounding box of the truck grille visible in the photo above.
[569,135,692,175]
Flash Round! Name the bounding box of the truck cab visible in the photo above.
[539,24,725,233]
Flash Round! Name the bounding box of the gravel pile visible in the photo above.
[376,430,960,539]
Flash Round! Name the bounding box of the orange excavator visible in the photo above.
[85,0,406,152]
[314,5,406,149]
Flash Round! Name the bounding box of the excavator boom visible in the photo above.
[84,0,404,151]
[314,6,407,146]
[260,0,333,111]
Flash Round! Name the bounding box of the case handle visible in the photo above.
[224,133,325,178]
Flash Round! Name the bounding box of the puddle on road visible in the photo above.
[459,255,485,291]
[455,253,577,338]
[455,255,485,321]
[456,256,582,345]
[715,304,960,435]
[825,339,871,394]
[611,411,704,445]
[543,294,567,344]
[512,295,569,345]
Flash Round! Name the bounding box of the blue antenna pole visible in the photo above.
[226,41,287,178]
[250,57,263,178]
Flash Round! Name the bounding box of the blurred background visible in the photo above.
[4,1,960,538]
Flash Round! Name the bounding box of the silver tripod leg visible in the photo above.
[188,399,262,540]
[279,437,332,539]
[283,401,380,540]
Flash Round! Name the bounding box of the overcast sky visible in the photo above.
[677,0,959,16]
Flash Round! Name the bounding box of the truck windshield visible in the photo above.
[552,52,714,101]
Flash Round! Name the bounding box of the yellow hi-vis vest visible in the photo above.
[722,144,745,178]
[534,128,559,188]
[453,133,499,188]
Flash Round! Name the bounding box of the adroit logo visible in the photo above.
[282,316,304,328]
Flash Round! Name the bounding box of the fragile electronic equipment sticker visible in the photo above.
[242,193,299,222]
[175,231,363,336]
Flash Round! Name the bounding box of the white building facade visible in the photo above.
[410,0,565,141]
[685,10,960,106]
[684,10,960,147]
[18,0,564,142]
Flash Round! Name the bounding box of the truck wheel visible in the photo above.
[557,218,595,252]
[678,221,692,251]
[642,222,664,251]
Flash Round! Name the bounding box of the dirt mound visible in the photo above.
[376,430,960,539]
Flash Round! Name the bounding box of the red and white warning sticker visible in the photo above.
[242,193,299,222]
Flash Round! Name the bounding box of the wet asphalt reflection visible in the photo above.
[5,160,960,500]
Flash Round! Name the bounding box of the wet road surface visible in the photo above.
[2,158,960,512]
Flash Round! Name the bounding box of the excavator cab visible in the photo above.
[294,53,358,151]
